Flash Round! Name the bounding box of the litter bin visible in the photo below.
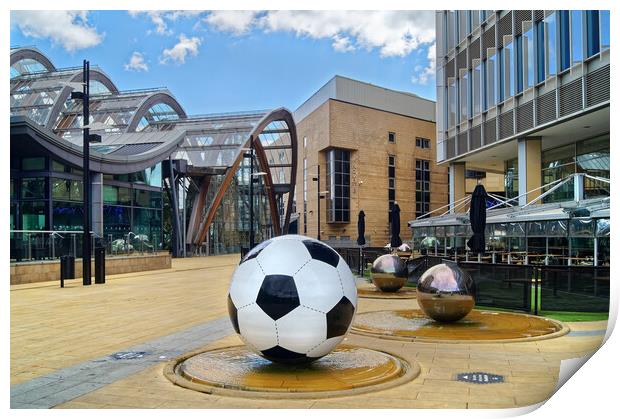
[94,246,105,284]
[60,255,75,287]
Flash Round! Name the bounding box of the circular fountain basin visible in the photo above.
[351,309,569,343]
[164,344,418,399]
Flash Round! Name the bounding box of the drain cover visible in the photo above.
[111,351,148,360]
[456,372,504,384]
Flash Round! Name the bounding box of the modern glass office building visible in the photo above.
[10,47,297,261]
[408,10,610,267]
[435,10,609,202]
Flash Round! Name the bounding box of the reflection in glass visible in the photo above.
[571,10,583,64]
[486,53,497,107]
[544,12,557,76]
[523,26,535,88]
[21,201,46,230]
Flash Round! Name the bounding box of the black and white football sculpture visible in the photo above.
[227,234,357,364]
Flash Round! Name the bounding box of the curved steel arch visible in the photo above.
[192,108,298,246]
[10,47,56,73]
[46,69,120,130]
[126,92,187,132]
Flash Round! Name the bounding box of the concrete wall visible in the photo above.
[10,252,172,285]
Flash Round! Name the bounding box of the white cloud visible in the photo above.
[259,11,435,58]
[129,10,203,35]
[201,11,434,58]
[11,10,103,52]
[203,11,259,35]
[411,43,436,85]
[332,35,355,53]
[160,34,201,64]
[124,52,149,72]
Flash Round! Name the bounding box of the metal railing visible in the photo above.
[10,230,163,262]
[333,251,609,314]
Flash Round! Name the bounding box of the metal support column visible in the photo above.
[249,137,255,250]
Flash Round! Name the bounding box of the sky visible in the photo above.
[10,10,436,115]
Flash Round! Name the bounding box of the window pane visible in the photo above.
[473,63,481,113]
[22,157,45,171]
[523,26,535,88]
[103,185,118,204]
[21,201,46,230]
[118,187,132,205]
[586,10,600,57]
[52,201,83,231]
[571,10,584,64]
[557,12,569,72]
[448,78,457,126]
[545,12,557,76]
[460,72,469,120]
[503,41,514,98]
[486,53,497,107]
[536,21,545,82]
[600,10,610,50]
[103,205,131,235]
[515,36,523,93]
[21,177,46,199]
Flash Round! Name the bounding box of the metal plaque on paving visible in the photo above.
[111,351,148,360]
[456,372,504,384]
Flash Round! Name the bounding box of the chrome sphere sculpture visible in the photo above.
[370,254,408,292]
[416,263,476,322]
[227,235,357,364]
[397,243,411,252]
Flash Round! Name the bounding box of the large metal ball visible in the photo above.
[371,254,408,292]
[416,263,476,322]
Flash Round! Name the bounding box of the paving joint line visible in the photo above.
[10,316,233,409]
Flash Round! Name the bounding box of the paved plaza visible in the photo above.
[10,255,607,409]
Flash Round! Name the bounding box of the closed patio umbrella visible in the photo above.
[390,202,402,248]
[357,210,366,246]
[467,184,488,254]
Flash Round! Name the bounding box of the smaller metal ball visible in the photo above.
[397,243,411,252]
[416,263,476,322]
[371,254,408,292]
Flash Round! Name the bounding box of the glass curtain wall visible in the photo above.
[206,156,271,255]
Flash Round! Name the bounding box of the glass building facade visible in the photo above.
[10,47,298,261]
[413,11,610,270]
[435,9,609,202]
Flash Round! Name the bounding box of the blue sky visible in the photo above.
[10,10,436,115]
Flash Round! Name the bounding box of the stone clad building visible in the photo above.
[294,76,448,247]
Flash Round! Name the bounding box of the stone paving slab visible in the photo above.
[11,316,232,408]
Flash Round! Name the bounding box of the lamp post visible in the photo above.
[70,60,102,286]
